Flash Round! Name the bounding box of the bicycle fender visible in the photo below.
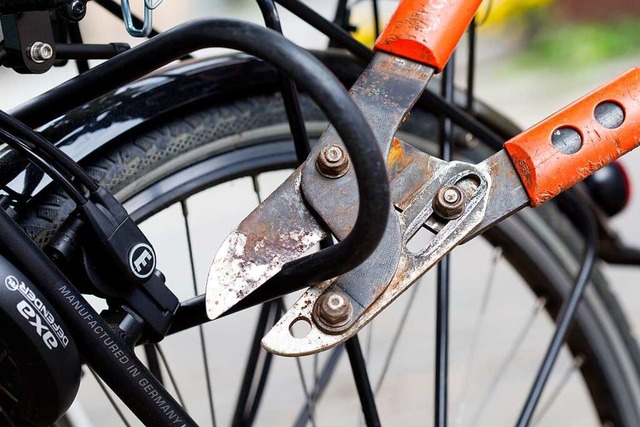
[0,55,279,197]
[0,52,368,198]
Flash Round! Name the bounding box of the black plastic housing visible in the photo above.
[0,253,80,425]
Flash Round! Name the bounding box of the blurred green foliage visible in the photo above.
[479,0,554,26]
[514,17,640,68]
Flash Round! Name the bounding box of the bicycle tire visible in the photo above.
[15,86,640,426]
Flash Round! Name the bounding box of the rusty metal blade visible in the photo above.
[205,169,325,320]
[301,53,436,239]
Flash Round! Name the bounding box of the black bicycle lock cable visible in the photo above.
[10,19,390,290]
[0,127,87,205]
[0,109,98,192]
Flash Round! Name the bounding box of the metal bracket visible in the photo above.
[1,11,56,74]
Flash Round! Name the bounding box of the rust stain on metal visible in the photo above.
[387,138,407,170]
[389,140,420,171]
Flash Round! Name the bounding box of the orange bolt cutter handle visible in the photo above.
[374,0,483,72]
[505,67,640,207]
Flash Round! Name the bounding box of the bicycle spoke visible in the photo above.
[434,257,450,427]
[375,283,421,393]
[88,368,132,427]
[371,0,380,38]
[232,299,281,427]
[466,18,476,112]
[469,297,548,425]
[532,355,585,426]
[144,343,164,384]
[294,346,345,427]
[154,344,187,409]
[296,357,318,427]
[346,335,381,427]
[0,350,18,416]
[0,410,15,427]
[180,199,217,427]
[357,324,375,427]
[364,324,374,364]
[0,385,16,405]
[256,0,311,162]
[313,353,319,392]
[516,202,597,427]
[454,247,503,427]
[0,382,18,425]
[312,352,321,426]
[244,332,278,425]
[435,52,455,427]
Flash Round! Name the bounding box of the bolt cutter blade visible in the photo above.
[205,170,325,320]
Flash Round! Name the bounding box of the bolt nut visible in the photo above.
[313,290,353,334]
[66,0,87,20]
[29,42,54,64]
[316,144,350,178]
[433,184,465,219]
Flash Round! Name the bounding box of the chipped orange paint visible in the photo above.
[374,0,483,72]
[504,67,640,207]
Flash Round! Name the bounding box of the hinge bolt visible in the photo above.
[316,144,350,178]
[433,184,465,219]
[313,290,353,333]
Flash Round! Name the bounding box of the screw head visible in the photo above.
[313,290,353,334]
[68,0,87,20]
[29,42,53,64]
[316,144,350,178]
[433,184,465,219]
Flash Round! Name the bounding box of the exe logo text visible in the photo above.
[5,275,69,350]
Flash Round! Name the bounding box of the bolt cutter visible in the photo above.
[205,0,640,356]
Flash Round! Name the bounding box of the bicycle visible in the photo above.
[0,0,640,426]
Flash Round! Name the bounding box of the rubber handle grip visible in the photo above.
[504,67,640,207]
[373,0,482,72]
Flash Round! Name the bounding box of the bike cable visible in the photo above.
[0,127,86,205]
[0,109,98,192]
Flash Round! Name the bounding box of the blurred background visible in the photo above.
[3,0,640,426]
